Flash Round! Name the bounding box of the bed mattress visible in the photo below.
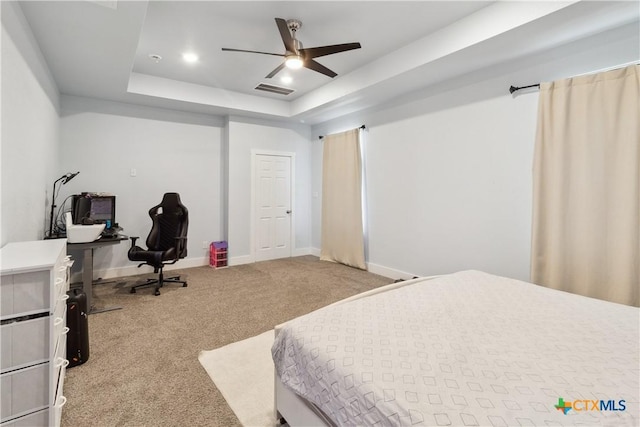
[271,270,639,426]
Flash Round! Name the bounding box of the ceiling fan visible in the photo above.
[222,18,361,79]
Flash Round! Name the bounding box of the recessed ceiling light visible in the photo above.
[280,75,293,84]
[182,53,199,63]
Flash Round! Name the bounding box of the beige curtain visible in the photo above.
[532,65,639,306]
[320,128,366,270]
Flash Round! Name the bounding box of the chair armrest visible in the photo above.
[173,236,187,257]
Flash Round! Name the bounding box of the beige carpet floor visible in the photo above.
[61,255,391,427]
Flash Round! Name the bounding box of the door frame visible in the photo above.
[250,149,296,263]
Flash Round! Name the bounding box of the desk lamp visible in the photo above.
[48,171,79,238]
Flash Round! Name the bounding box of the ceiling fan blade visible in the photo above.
[266,62,286,79]
[304,59,337,78]
[275,18,295,52]
[221,48,284,57]
[300,43,361,59]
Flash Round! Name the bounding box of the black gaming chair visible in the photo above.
[128,193,189,296]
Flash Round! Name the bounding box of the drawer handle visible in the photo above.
[54,317,64,327]
[62,326,70,335]
[55,357,70,368]
[55,395,68,408]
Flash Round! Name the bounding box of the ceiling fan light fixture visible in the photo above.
[285,55,303,70]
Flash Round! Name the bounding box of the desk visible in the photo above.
[67,235,128,314]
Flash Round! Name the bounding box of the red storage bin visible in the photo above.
[209,241,228,268]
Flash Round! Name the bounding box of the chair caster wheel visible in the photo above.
[154,289,160,296]
[182,283,187,288]
[130,287,136,294]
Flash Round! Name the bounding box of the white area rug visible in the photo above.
[199,330,278,427]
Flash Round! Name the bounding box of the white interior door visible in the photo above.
[254,154,292,261]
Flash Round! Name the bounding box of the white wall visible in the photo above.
[1,2,60,246]
[312,92,536,281]
[226,117,312,264]
[365,94,536,280]
[59,96,225,279]
[310,25,638,282]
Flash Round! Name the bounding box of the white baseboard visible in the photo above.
[70,252,415,283]
[228,254,253,266]
[292,247,312,257]
[72,256,209,283]
[366,262,417,280]
[307,248,413,280]
[229,248,312,266]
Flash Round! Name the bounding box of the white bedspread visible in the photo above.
[272,271,639,426]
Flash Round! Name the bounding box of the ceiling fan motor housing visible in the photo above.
[286,19,302,32]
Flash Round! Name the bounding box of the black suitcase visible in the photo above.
[66,288,90,367]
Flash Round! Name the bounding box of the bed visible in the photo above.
[271,270,639,426]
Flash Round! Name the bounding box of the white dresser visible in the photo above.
[0,239,72,427]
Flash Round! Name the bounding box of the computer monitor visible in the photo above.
[72,194,116,228]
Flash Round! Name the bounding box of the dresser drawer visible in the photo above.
[53,359,67,427]
[53,395,66,427]
[54,261,71,301]
[0,317,49,373]
[54,276,67,304]
[1,271,50,318]
[0,364,49,423]
[53,336,68,399]
[53,298,67,340]
[0,408,49,427]
[54,324,70,366]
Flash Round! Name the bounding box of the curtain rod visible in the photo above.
[509,84,540,94]
[318,125,366,140]
[509,62,638,94]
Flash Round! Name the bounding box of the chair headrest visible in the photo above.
[160,193,184,213]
